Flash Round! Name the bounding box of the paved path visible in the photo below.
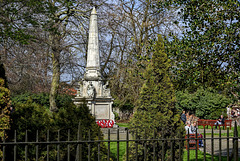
[198,129,240,157]
[198,135,240,157]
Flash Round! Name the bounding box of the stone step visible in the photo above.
[101,127,128,134]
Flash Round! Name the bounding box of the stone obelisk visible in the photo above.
[74,7,115,122]
[84,7,101,81]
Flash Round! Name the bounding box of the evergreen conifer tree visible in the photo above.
[127,35,185,160]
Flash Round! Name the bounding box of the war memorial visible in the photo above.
[73,7,115,124]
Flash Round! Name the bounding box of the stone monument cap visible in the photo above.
[91,7,97,15]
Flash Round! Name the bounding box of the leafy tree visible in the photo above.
[176,87,232,119]
[165,0,240,96]
[127,35,184,160]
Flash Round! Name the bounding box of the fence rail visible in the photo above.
[1,122,239,161]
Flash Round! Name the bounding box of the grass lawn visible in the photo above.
[104,141,126,161]
[198,125,231,130]
[183,150,228,161]
[116,123,130,128]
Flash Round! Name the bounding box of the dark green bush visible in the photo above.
[11,93,73,109]
[7,94,109,160]
[6,99,52,160]
[52,102,109,160]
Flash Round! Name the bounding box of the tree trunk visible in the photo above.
[49,37,61,112]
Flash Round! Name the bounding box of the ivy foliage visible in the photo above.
[6,94,110,160]
[176,87,232,119]
[127,35,185,161]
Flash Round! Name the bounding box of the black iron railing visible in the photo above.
[0,122,239,161]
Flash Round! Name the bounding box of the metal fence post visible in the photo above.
[98,130,100,161]
[57,130,60,161]
[135,130,138,161]
[25,130,28,161]
[14,130,17,161]
[162,134,165,161]
[187,129,189,161]
[195,129,198,161]
[178,132,182,161]
[234,121,238,161]
[68,129,70,161]
[117,128,120,161]
[36,130,39,161]
[108,129,110,161]
[227,127,229,161]
[88,129,91,161]
[126,128,129,161]
[219,127,221,161]
[3,130,5,161]
[203,127,206,161]
[144,129,146,161]
[153,129,156,161]
[47,130,49,161]
[211,128,214,161]
[171,140,174,161]
[77,122,82,161]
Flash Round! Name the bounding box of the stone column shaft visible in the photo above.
[84,7,101,81]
